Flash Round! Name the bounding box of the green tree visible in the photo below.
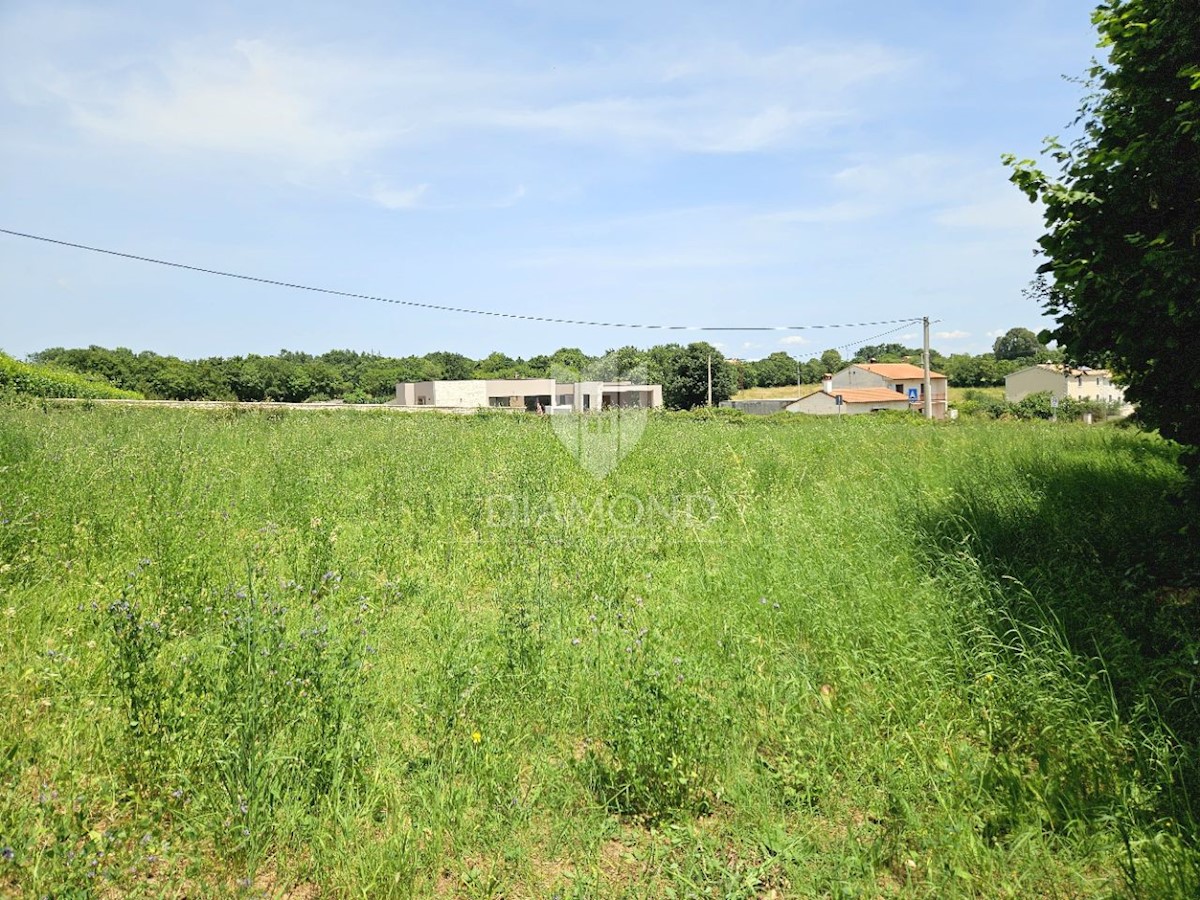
[643,344,683,388]
[1006,0,1200,449]
[819,349,844,376]
[591,346,647,381]
[992,327,1044,361]
[854,343,918,362]
[747,352,800,388]
[662,342,735,410]
[941,353,1008,388]
[550,347,591,372]
[799,358,825,385]
[423,351,475,381]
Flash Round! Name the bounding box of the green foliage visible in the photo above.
[2,403,1198,895]
[941,352,1010,387]
[661,342,736,409]
[853,342,923,363]
[819,348,843,375]
[742,352,801,389]
[0,352,142,400]
[94,563,373,854]
[1006,0,1200,450]
[28,336,1076,409]
[582,611,716,819]
[991,327,1045,361]
[954,389,1011,419]
[955,389,1124,421]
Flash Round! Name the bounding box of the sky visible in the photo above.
[1,0,1103,362]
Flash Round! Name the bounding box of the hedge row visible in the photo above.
[0,352,143,400]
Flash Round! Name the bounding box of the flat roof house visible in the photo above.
[786,363,949,417]
[394,378,662,412]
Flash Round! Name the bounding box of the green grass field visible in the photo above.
[731,385,810,400]
[1,405,1197,897]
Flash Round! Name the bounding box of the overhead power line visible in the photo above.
[832,320,935,354]
[1,227,924,334]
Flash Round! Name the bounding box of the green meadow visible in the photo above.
[0,404,1196,897]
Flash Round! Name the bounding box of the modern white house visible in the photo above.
[394,378,663,412]
[786,363,949,417]
[1005,364,1131,412]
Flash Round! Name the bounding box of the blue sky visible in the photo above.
[1,0,1101,361]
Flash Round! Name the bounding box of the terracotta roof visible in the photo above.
[796,387,912,405]
[855,363,947,380]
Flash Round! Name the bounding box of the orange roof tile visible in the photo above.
[796,387,912,405]
[856,363,946,380]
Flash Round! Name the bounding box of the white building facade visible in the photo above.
[395,378,662,412]
[1005,364,1131,412]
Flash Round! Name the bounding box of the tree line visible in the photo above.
[28,327,1057,409]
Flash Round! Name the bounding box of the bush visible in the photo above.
[1013,391,1055,420]
[0,352,142,400]
[957,390,1125,422]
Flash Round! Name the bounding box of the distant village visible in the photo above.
[393,359,1131,420]
[21,327,1130,419]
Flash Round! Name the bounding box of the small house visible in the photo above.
[786,363,948,417]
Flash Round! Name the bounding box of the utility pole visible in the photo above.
[922,316,933,420]
[707,353,713,407]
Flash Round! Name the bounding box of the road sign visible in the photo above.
[835,394,843,407]
[1050,396,1060,409]
[907,387,919,402]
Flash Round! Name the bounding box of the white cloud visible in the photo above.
[779,335,810,345]
[9,33,911,166]
[480,40,910,153]
[764,153,1042,233]
[38,39,391,167]
[935,329,970,339]
[370,183,429,210]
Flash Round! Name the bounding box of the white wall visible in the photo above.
[1065,372,1126,404]
[1005,367,1064,402]
[787,392,911,416]
[431,381,489,407]
[833,366,886,389]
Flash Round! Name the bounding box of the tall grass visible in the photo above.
[0,404,1195,896]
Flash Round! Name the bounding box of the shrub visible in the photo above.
[0,352,142,400]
